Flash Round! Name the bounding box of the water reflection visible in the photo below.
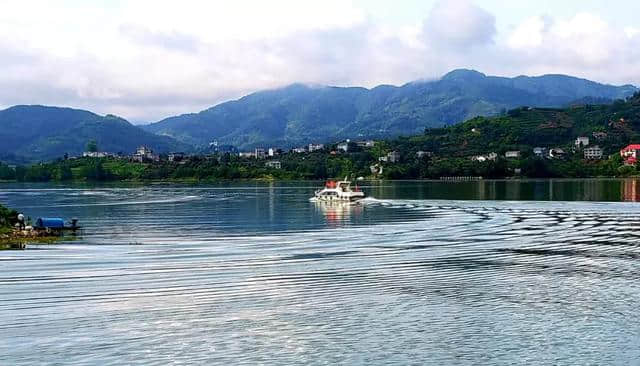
[313,201,363,226]
[622,179,640,202]
[366,179,637,202]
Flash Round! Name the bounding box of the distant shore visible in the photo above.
[0,156,636,184]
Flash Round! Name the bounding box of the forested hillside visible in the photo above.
[145,69,637,149]
[0,105,190,163]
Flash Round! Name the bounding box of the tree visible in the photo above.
[0,204,18,229]
[86,140,98,152]
[82,160,107,180]
[0,164,15,180]
[57,165,73,181]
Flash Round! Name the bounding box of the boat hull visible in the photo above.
[310,195,365,203]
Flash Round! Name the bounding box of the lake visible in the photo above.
[2,179,640,365]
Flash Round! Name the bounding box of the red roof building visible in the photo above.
[620,144,640,165]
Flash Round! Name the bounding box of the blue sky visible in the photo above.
[0,0,638,122]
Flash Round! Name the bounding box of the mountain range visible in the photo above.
[0,70,637,163]
[144,69,637,149]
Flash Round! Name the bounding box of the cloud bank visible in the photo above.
[0,0,638,122]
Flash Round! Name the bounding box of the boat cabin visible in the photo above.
[325,180,359,192]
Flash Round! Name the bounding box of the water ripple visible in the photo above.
[1,184,640,365]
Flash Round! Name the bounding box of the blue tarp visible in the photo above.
[35,218,65,229]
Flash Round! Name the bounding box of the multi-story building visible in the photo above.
[254,148,266,159]
[133,146,159,162]
[583,146,603,160]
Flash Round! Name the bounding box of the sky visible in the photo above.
[0,0,639,122]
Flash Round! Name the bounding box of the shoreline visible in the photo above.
[3,176,640,185]
[0,228,67,249]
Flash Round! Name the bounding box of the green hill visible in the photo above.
[0,105,190,163]
[144,69,637,149]
[400,94,640,158]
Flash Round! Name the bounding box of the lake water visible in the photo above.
[2,180,640,365]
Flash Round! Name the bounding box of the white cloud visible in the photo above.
[423,0,496,49]
[625,27,640,39]
[502,12,640,82]
[508,16,548,49]
[0,1,637,122]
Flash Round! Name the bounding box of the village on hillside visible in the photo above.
[65,128,640,181]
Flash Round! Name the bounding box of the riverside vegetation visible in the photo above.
[2,93,640,182]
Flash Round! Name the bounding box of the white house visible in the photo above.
[83,151,111,158]
[548,148,566,159]
[533,147,547,158]
[416,151,433,159]
[471,155,486,162]
[387,151,401,163]
[308,143,324,152]
[471,152,498,162]
[337,141,350,152]
[575,136,590,148]
[356,140,376,148]
[265,160,281,169]
[168,152,185,162]
[505,151,521,159]
[133,146,159,162]
[370,163,383,175]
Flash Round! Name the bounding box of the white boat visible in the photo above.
[311,177,365,202]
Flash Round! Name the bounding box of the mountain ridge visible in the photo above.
[144,69,637,149]
[0,69,637,163]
